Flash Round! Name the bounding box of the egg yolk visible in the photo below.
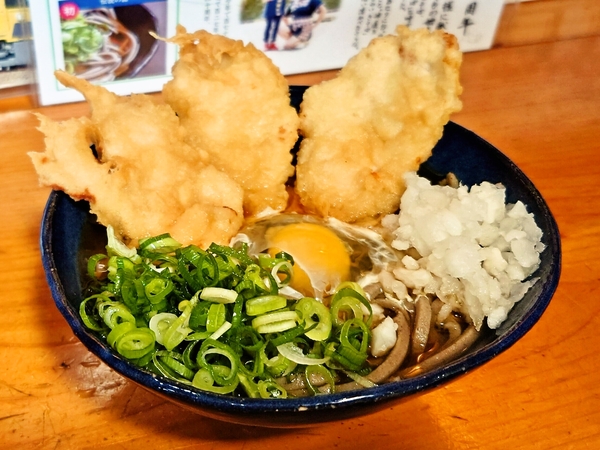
[267,223,351,298]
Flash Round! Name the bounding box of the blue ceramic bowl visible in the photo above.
[40,87,561,427]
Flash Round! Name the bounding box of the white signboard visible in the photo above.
[30,0,505,105]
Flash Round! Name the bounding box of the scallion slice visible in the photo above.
[209,321,232,340]
[295,297,332,341]
[153,350,195,381]
[252,311,298,334]
[277,342,329,366]
[245,295,287,316]
[148,312,178,346]
[192,367,238,394]
[258,380,287,399]
[200,286,238,304]
[115,327,155,360]
[196,339,239,386]
[206,303,227,333]
[306,364,335,395]
[139,233,181,255]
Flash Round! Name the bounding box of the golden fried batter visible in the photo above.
[295,26,463,222]
[161,26,299,217]
[29,71,244,248]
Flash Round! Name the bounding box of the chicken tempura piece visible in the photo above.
[161,26,299,216]
[29,71,244,248]
[295,26,463,223]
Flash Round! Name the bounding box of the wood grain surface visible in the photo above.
[1,1,599,448]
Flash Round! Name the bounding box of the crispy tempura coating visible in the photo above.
[295,26,463,223]
[161,26,299,217]
[29,71,244,248]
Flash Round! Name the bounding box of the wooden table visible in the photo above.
[1,1,599,448]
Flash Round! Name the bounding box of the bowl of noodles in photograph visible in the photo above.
[39,86,561,427]
[60,4,161,82]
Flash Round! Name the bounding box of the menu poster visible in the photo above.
[31,0,176,105]
[31,0,505,105]
[178,0,506,78]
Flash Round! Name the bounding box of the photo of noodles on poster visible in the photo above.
[57,0,168,82]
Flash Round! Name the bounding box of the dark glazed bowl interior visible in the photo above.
[40,86,561,427]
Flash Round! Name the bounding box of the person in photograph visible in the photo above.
[263,0,286,51]
[279,0,327,50]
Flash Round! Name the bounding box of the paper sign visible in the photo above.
[30,0,176,105]
[30,0,505,105]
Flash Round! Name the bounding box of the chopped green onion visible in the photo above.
[340,318,370,354]
[152,350,195,382]
[332,283,373,326]
[139,233,181,255]
[197,339,239,386]
[106,225,140,263]
[258,380,287,399]
[80,229,376,399]
[236,369,261,398]
[144,277,173,305]
[192,367,238,394]
[252,311,298,334]
[177,246,219,290]
[162,304,193,351]
[101,303,136,329]
[268,323,306,347]
[182,340,202,370]
[79,293,110,331]
[148,312,178,346]
[262,351,297,377]
[277,342,329,366]
[200,286,238,304]
[295,297,332,341]
[230,293,245,329]
[188,300,211,330]
[244,264,276,295]
[107,321,136,348]
[322,317,371,372]
[245,295,287,316]
[208,242,254,267]
[209,321,232,340]
[115,327,155,360]
[305,364,335,395]
[344,370,377,388]
[206,303,227,333]
[185,330,212,341]
[87,253,108,280]
[271,260,293,288]
[330,296,364,327]
[229,326,262,353]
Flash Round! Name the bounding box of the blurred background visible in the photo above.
[0,0,32,90]
[2,0,593,110]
